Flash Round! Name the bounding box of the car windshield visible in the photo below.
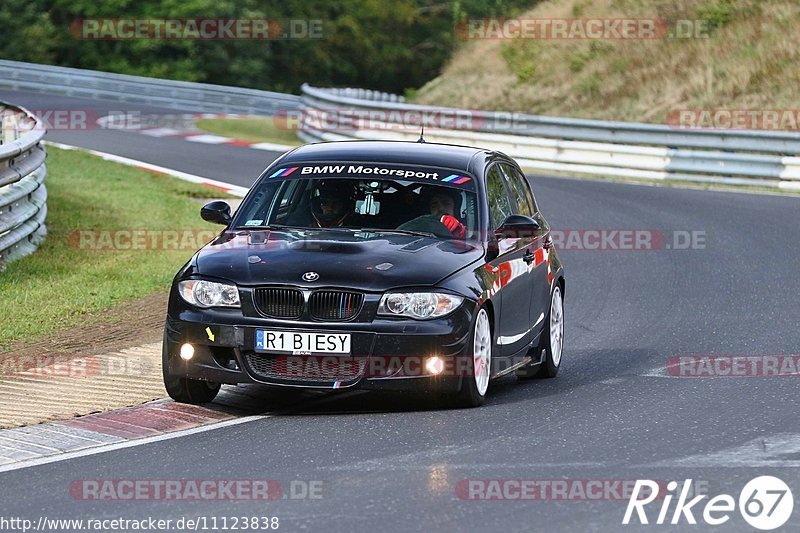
[234,176,479,240]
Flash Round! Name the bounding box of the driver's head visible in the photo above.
[312,180,355,226]
[429,190,458,218]
[320,195,345,217]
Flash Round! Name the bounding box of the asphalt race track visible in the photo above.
[1,91,799,532]
[0,90,279,184]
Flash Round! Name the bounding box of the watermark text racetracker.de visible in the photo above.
[67,229,707,252]
[457,479,669,501]
[71,18,323,40]
[68,478,324,501]
[666,355,800,377]
[0,109,229,132]
[668,109,800,131]
[1,354,151,379]
[455,18,712,40]
[549,229,705,251]
[68,229,220,252]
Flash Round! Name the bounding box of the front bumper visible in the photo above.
[164,300,476,392]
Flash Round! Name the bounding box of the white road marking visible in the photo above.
[250,142,297,152]
[43,142,248,196]
[597,377,627,385]
[184,134,234,144]
[139,127,184,137]
[0,415,267,473]
[640,367,670,378]
[651,433,800,468]
[640,359,684,378]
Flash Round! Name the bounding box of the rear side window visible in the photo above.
[499,163,535,216]
[485,166,513,229]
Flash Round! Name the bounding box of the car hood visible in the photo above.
[194,228,484,291]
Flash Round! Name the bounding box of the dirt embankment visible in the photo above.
[0,292,169,428]
[415,0,800,125]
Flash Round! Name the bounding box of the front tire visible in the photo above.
[451,307,492,408]
[162,331,220,404]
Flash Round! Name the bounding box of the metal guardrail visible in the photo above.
[0,102,47,269]
[0,60,301,115]
[300,84,800,191]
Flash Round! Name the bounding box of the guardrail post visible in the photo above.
[299,83,800,188]
[1,108,7,146]
[0,101,48,268]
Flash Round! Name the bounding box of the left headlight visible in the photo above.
[377,292,464,320]
[178,280,240,308]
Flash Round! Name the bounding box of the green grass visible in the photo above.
[0,147,230,348]
[195,117,302,146]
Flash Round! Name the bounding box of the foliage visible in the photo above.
[0,0,536,93]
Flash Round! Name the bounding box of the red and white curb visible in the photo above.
[0,400,262,472]
[96,112,299,153]
[139,130,297,153]
[44,141,250,197]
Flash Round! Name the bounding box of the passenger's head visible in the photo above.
[427,188,460,218]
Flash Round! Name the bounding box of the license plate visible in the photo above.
[255,330,351,355]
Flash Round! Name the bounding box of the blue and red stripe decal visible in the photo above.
[269,167,299,178]
[442,174,471,185]
[339,293,353,318]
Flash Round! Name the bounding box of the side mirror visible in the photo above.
[495,214,540,240]
[201,201,232,226]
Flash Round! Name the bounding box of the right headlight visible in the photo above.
[377,292,464,320]
[178,279,240,308]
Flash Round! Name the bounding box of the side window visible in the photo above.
[268,179,305,223]
[499,163,535,216]
[237,181,280,225]
[485,165,513,229]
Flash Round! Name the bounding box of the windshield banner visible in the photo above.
[266,163,475,189]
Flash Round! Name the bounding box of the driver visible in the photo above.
[311,180,356,228]
[428,189,467,239]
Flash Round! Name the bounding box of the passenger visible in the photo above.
[428,190,467,239]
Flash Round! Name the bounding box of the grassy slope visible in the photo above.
[0,147,227,347]
[195,117,301,146]
[414,0,800,123]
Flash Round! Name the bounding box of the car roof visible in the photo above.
[278,140,490,173]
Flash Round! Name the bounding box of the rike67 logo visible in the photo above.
[624,476,793,530]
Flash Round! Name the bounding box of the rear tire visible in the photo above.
[516,285,564,379]
[451,307,492,408]
[162,330,220,404]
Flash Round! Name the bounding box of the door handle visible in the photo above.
[522,250,535,264]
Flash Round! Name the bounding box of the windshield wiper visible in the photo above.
[235,225,437,238]
[355,228,438,238]
[234,224,303,230]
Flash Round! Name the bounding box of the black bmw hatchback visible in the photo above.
[163,140,564,407]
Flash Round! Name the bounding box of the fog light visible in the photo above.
[180,343,194,361]
[425,356,444,375]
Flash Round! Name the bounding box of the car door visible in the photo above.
[499,163,552,340]
[484,164,534,357]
